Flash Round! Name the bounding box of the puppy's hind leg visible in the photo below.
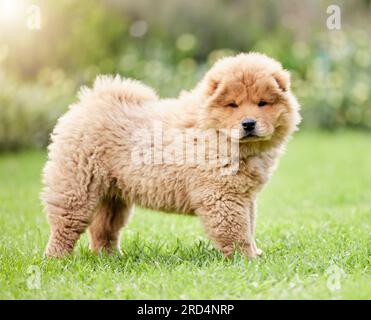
[42,157,102,258]
[88,194,134,255]
[44,191,100,258]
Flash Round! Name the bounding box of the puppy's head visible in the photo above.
[198,53,301,147]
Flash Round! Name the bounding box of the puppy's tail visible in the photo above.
[78,75,159,106]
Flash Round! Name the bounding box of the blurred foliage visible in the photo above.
[0,0,370,150]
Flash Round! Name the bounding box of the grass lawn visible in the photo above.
[0,131,370,299]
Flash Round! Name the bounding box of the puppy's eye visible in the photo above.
[227,102,238,108]
[258,101,268,107]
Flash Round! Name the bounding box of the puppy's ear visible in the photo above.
[273,70,290,92]
[204,76,221,97]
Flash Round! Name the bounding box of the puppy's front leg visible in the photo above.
[197,200,259,258]
[249,200,262,256]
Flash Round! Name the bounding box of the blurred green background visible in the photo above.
[0,0,370,150]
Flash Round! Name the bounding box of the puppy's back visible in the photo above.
[78,75,158,108]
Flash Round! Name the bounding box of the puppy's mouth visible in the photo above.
[239,133,271,143]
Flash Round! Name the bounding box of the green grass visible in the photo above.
[0,131,370,299]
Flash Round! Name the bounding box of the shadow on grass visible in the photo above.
[89,239,226,266]
[37,238,260,273]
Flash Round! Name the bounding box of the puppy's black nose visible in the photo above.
[241,118,256,132]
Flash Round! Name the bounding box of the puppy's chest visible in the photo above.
[236,156,274,192]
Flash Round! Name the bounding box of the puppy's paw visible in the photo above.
[92,246,124,257]
[44,246,71,259]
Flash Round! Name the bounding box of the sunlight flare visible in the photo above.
[0,0,23,23]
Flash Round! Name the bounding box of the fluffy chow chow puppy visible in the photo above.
[42,52,301,258]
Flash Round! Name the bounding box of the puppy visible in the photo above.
[42,52,301,258]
